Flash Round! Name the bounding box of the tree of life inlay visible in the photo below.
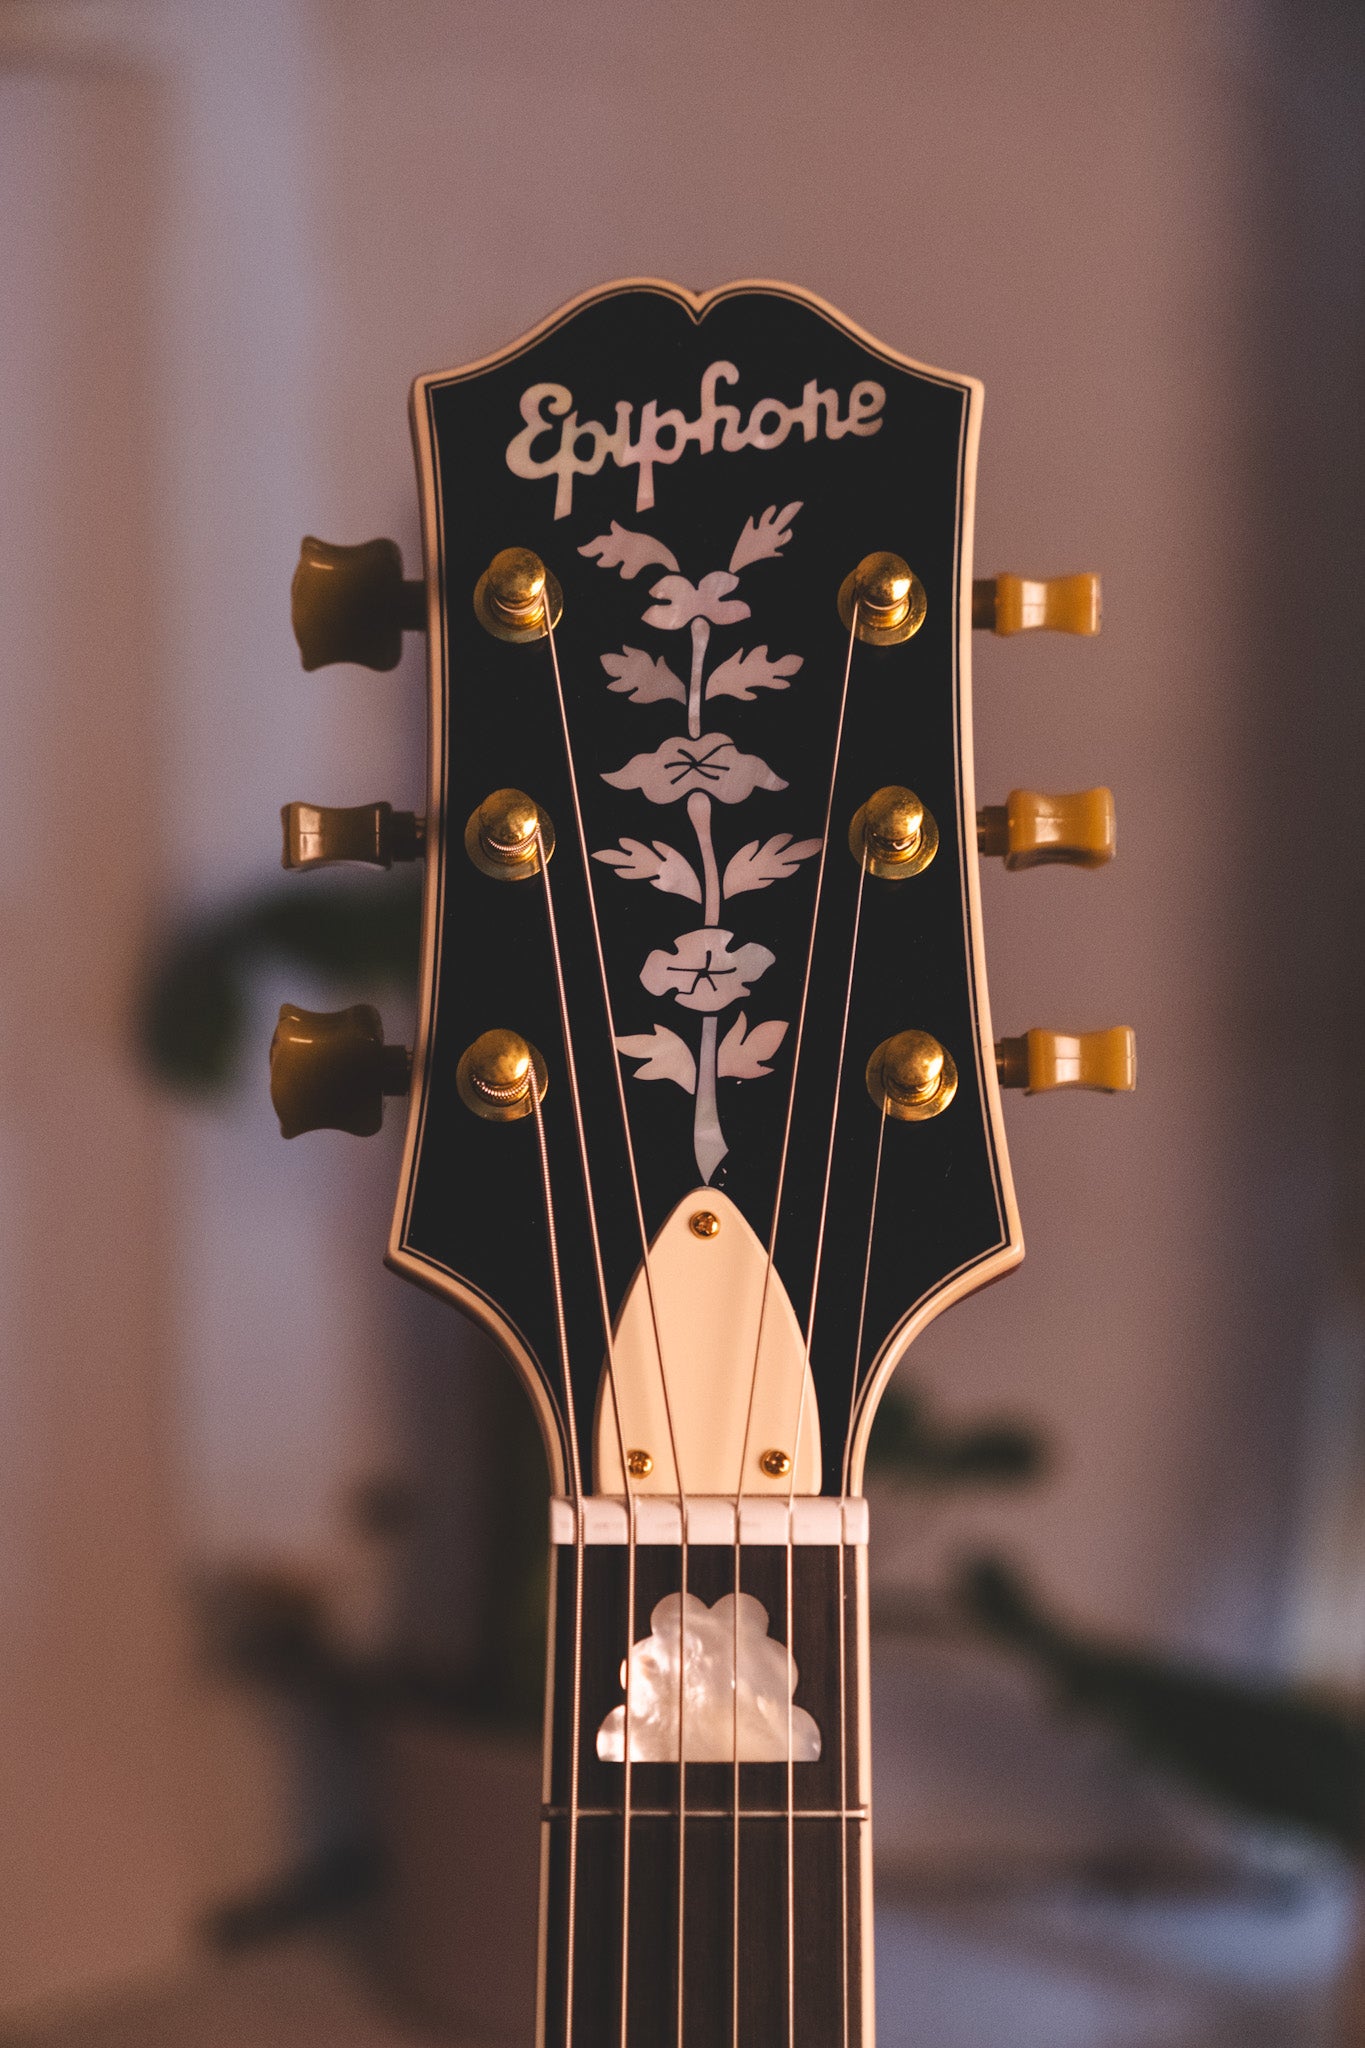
[583,504,819,1182]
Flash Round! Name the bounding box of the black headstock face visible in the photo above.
[389,280,1021,1493]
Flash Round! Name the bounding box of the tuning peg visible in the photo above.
[281,801,424,871]
[996,1027,1135,1094]
[270,1003,410,1137]
[972,573,1100,635]
[291,536,425,671]
[978,788,1115,870]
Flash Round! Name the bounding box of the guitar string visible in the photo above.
[837,1095,888,2048]
[781,842,869,2048]
[729,607,860,2048]
[534,820,640,2048]
[542,612,693,2048]
[531,1074,585,2048]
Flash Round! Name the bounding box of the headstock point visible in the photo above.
[456,1028,549,1122]
[291,537,425,671]
[996,1026,1136,1094]
[464,789,555,880]
[849,785,938,878]
[270,1003,410,1138]
[866,1030,958,1121]
[837,552,927,646]
[474,547,563,643]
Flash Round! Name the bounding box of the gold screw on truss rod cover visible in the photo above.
[474,547,563,643]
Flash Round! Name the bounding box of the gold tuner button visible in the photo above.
[456,1028,549,1122]
[866,1030,958,1121]
[837,551,927,646]
[291,537,425,671]
[270,1003,410,1138]
[977,788,1115,871]
[282,801,424,871]
[996,1026,1136,1094]
[474,546,563,643]
[464,789,555,880]
[972,572,1101,636]
[850,784,939,878]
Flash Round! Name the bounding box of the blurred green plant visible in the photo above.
[139,868,422,1091]
[956,1557,1365,1855]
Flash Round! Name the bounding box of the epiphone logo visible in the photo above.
[505,359,885,520]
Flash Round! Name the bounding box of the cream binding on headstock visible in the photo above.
[268,279,1135,2048]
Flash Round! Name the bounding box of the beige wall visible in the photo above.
[1,0,1359,2021]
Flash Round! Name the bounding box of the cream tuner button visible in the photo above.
[281,801,424,871]
[978,788,1115,870]
[996,1027,1136,1095]
[972,573,1100,636]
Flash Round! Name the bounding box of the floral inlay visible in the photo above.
[582,500,817,1182]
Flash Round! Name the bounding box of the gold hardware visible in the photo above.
[849,784,939,879]
[866,1031,958,1122]
[978,788,1115,871]
[291,536,425,671]
[688,1209,721,1239]
[759,1449,792,1478]
[474,546,563,643]
[282,801,424,871]
[464,788,555,880]
[270,1003,410,1138]
[837,551,928,646]
[626,1449,654,1478]
[972,573,1100,636]
[996,1026,1136,1094]
[456,1028,549,1122]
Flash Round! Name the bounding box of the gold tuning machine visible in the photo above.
[474,548,563,643]
[849,785,937,878]
[866,1031,958,1121]
[456,1029,549,1122]
[972,573,1100,636]
[270,1003,411,1137]
[291,537,425,671]
[281,801,424,871]
[978,788,1115,871]
[837,552,927,646]
[996,1027,1136,1095]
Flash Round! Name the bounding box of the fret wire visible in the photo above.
[543,1806,870,1820]
[541,614,693,2048]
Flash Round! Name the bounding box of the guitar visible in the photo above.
[270,279,1134,2048]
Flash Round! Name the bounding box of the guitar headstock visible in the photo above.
[271,279,1133,1503]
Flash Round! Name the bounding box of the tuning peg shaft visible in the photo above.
[281,801,424,871]
[270,1003,410,1137]
[973,573,1100,635]
[292,536,425,671]
[978,788,1115,870]
[997,1027,1135,1094]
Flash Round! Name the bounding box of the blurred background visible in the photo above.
[2,1,1363,2042]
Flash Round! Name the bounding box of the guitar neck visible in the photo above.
[541,1517,872,2048]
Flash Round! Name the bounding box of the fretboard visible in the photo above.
[540,1531,871,2048]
